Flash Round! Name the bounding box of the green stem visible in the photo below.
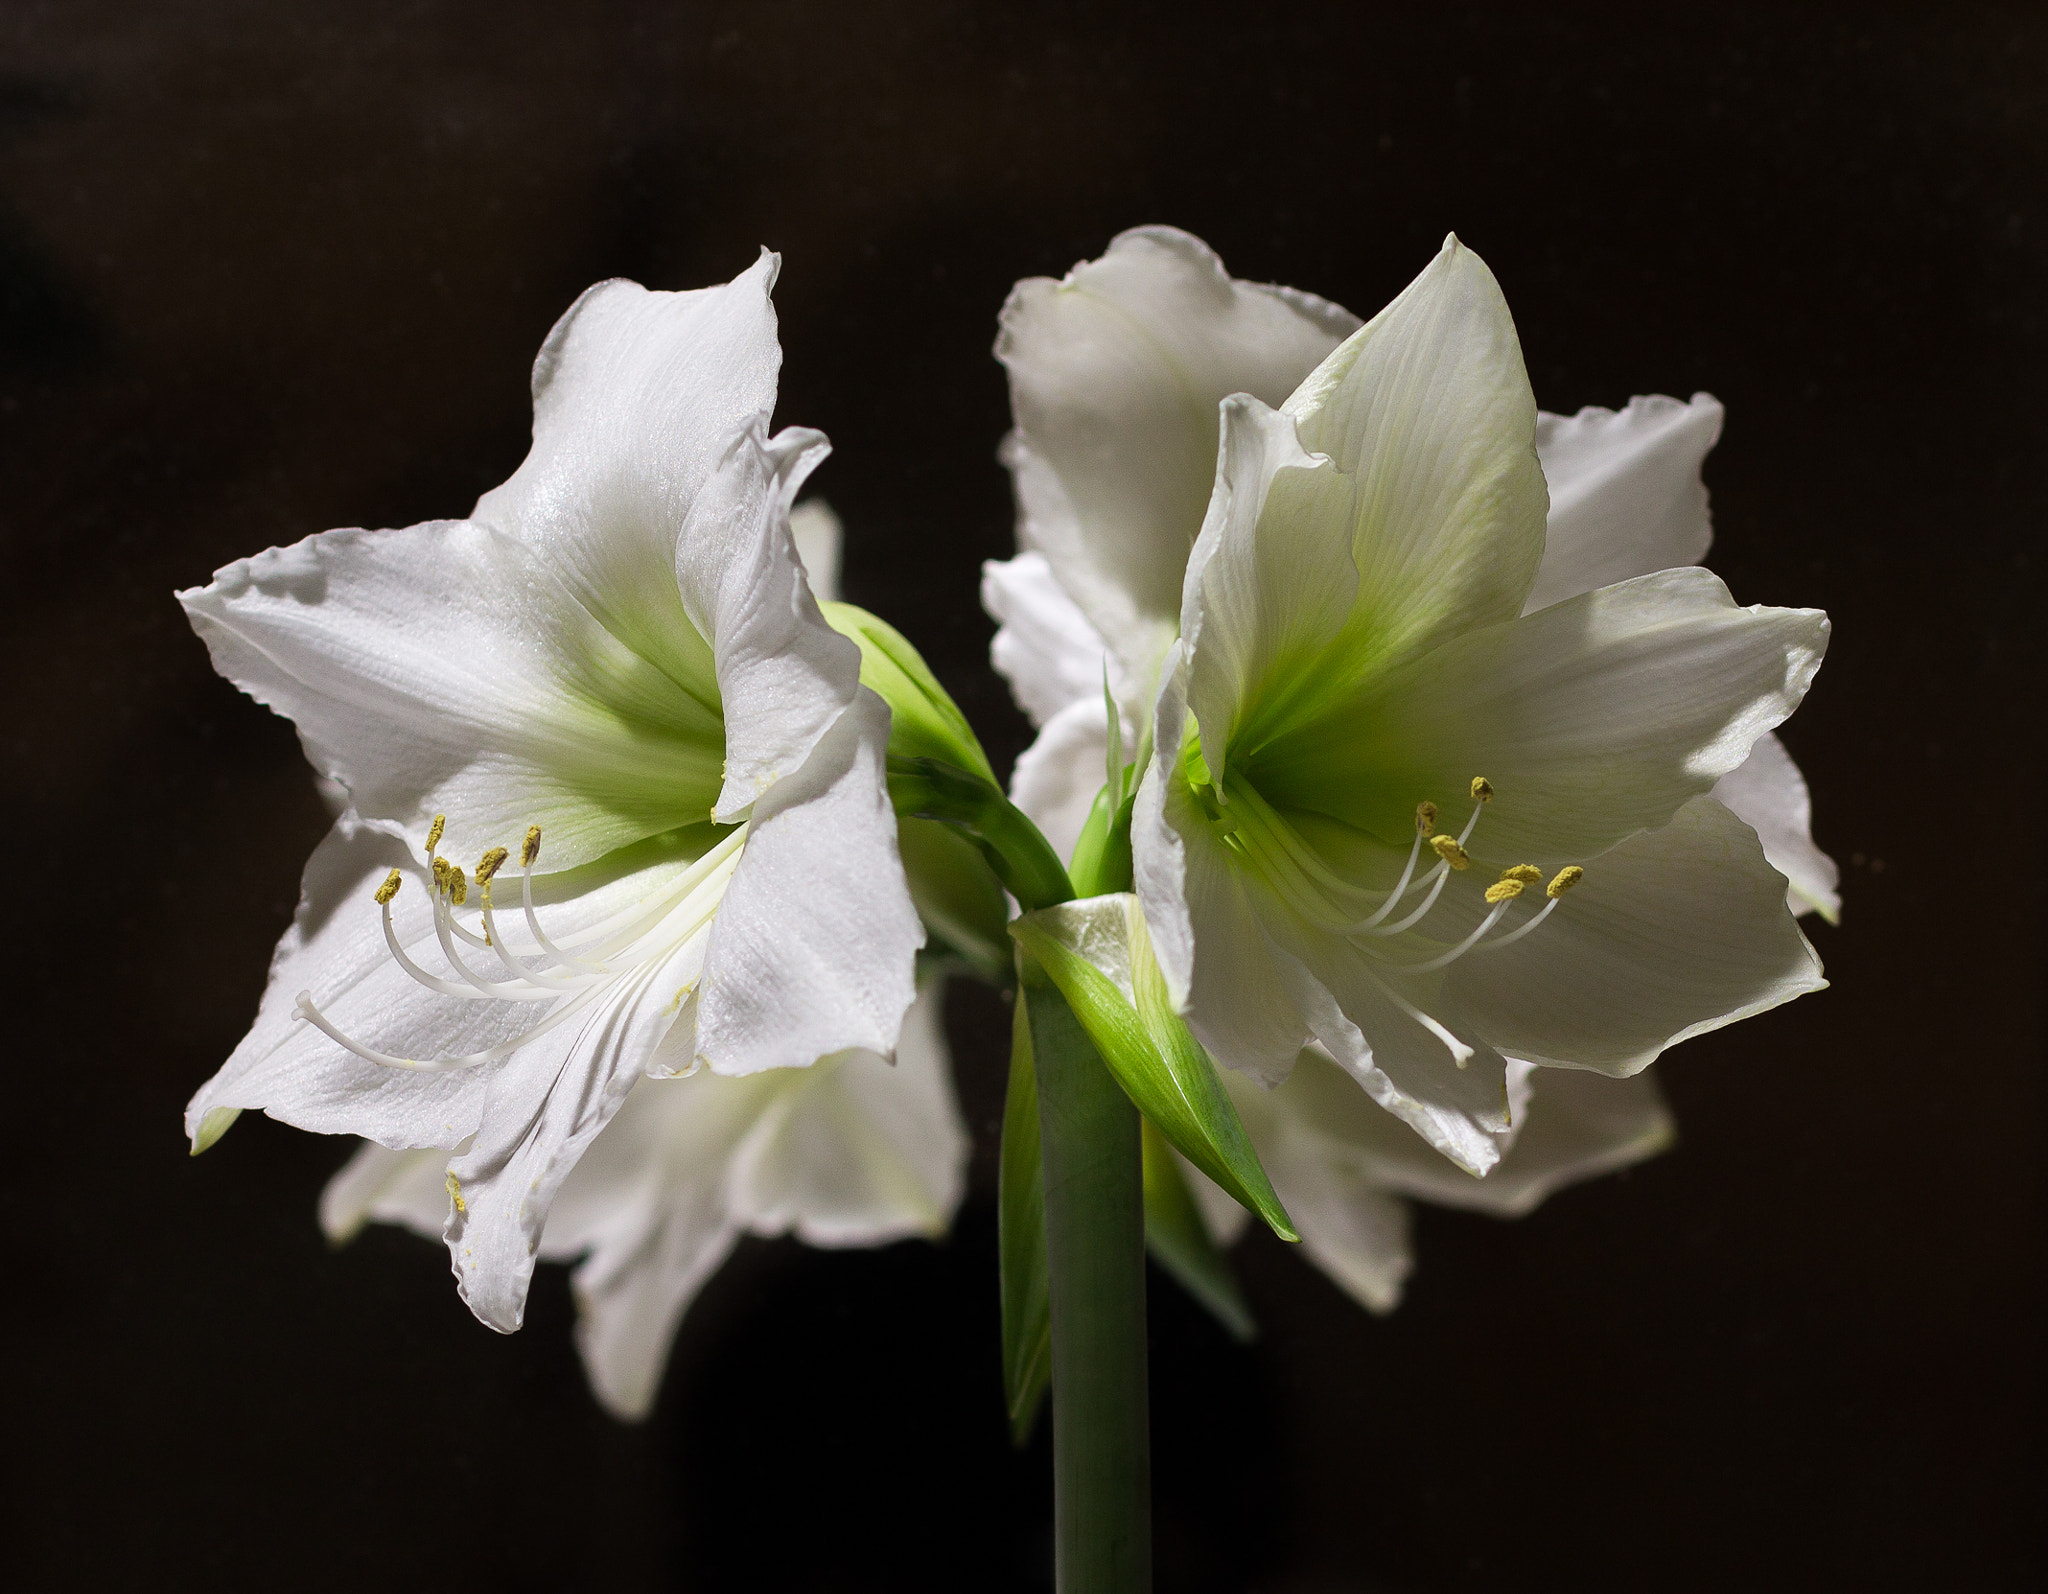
[1026,964,1151,1594]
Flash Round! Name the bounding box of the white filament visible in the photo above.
[295,824,746,1073]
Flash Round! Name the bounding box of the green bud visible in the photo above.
[820,601,996,786]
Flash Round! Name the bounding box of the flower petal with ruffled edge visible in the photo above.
[997,226,1358,718]
[1524,393,1839,917]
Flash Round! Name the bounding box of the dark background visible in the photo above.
[2,3,2039,1589]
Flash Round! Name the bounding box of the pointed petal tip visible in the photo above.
[188,1105,241,1156]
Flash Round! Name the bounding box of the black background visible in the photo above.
[3,3,2040,1589]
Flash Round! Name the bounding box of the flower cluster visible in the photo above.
[181,229,1833,1416]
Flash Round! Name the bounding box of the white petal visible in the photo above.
[1445,797,1826,1076]
[546,1067,788,1419]
[185,816,501,1152]
[1270,922,1513,1176]
[473,256,781,706]
[1464,1066,1675,1216]
[1710,731,1841,922]
[1255,1048,1671,1219]
[1216,1072,1412,1312]
[319,1140,450,1244]
[727,976,969,1243]
[674,420,863,824]
[574,1199,742,1421]
[788,497,842,605]
[1135,653,1317,1085]
[982,551,1116,728]
[1254,567,1830,861]
[998,226,1356,707]
[1278,234,1548,664]
[1179,395,1363,785]
[687,688,923,1076]
[1526,394,1723,612]
[446,927,709,1333]
[179,519,726,871]
[1010,694,1120,865]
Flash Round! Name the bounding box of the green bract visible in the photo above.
[1011,895,1296,1242]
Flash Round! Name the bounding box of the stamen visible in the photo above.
[1431,834,1471,871]
[1474,896,1558,951]
[429,892,572,999]
[381,896,554,1001]
[1483,877,1526,905]
[1470,776,1494,804]
[1415,801,1438,836]
[304,816,750,1077]
[522,826,542,867]
[426,813,446,853]
[1366,972,1477,1069]
[295,991,432,1068]
[1474,867,1585,953]
[1388,896,1517,975]
[1502,864,1543,885]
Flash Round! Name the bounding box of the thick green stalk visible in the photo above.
[1026,965,1151,1594]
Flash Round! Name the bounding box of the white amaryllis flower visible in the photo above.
[180,255,924,1335]
[983,226,1831,1185]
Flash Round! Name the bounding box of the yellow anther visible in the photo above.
[1546,866,1584,899]
[1431,834,1471,871]
[1470,776,1494,804]
[1484,877,1526,904]
[431,857,451,893]
[373,869,403,905]
[475,846,509,885]
[1502,864,1543,885]
[445,1172,466,1213]
[426,814,446,853]
[447,865,468,906]
[521,826,542,868]
[1415,800,1438,836]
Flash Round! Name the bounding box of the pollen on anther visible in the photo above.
[1415,801,1438,836]
[1546,865,1585,899]
[1484,878,1526,904]
[1431,835,1471,870]
[521,826,542,867]
[431,857,451,893]
[448,865,468,906]
[426,813,446,853]
[1470,776,1494,804]
[1502,864,1543,885]
[373,869,403,905]
[476,846,509,884]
